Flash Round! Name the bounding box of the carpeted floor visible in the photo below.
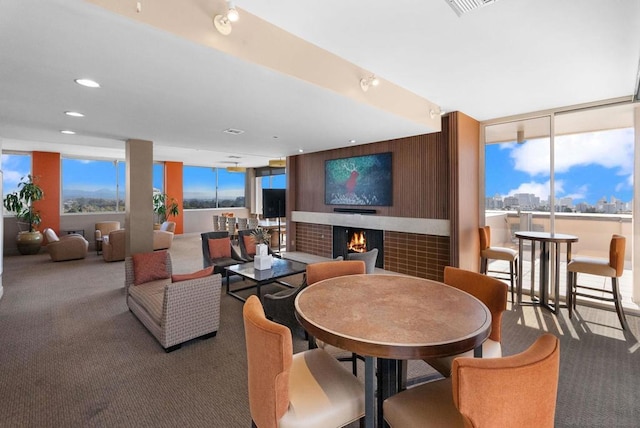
[0,233,639,427]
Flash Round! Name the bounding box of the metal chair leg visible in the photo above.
[611,277,629,331]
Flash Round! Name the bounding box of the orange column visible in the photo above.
[165,161,183,234]
[32,151,61,233]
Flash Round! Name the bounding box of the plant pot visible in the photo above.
[16,231,43,255]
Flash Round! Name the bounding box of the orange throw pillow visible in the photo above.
[208,237,231,259]
[243,235,257,256]
[132,251,170,285]
[172,266,214,283]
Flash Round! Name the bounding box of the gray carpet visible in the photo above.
[0,233,638,427]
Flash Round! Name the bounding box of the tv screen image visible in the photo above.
[325,152,392,206]
[262,188,286,218]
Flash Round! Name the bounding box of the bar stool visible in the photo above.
[567,234,628,330]
[479,226,518,303]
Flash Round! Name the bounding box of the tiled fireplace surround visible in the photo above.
[291,211,451,281]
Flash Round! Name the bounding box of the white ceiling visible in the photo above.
[0,0,638,167]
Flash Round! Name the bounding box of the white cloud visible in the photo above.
[506,128,633,177]
[506,179,554,200]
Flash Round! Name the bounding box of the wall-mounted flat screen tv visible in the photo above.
[325,152,392,206]
[262,188,286,218]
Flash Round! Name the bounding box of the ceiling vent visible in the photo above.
[445,0,499,17]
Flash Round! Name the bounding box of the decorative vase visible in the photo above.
[16,231,43,255]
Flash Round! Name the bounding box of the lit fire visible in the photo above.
[348,231,367,253]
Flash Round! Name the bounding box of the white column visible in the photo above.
[126,139,154,255]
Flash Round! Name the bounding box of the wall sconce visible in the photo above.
[360,75,379,92]
[214,1,239,35]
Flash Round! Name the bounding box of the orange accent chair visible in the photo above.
[384,334,560,428]
[423,266,508,377]
[479,225,518,303]
[568,234,628,330]
[243,295,364,428]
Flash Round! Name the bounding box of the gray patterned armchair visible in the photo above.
[124,252,222,352]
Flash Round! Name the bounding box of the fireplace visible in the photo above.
[332,226,384,268]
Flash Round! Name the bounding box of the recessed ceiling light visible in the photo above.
[65,111,84,117]
[223,128,244,135]
[349,139,356,144]
[60,130,76,135]
[74,78,100,88]
[298,149,304,153]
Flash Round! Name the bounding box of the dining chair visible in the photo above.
[384,333,560,428]
[243,295,364,428]
[262,257,348,340]
[422,266,507,377]
[479,225,518,303]
[306,260,366,375]
[346,248,378,273]
[567,234,628,330]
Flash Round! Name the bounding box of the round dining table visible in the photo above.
[295,274,492,428]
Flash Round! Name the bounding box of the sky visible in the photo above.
[2,154,283,201]
[4,127,632,206]
[485,128,634,205]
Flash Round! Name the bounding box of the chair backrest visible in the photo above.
[346,248,379,274]
[238,229,258,259]
[243,295,292,428]
[609,234,626,277]
[237,217,249,230]
[443,266,507,343]
[200,231,230,268]
[95,221,121,239]
[44,228,59,243]
[452,333,560,428]
[478,226,490,251]
[306,260,366,285]
[248,217,259,229]
[212,215,220,231]
[160,221,176,233]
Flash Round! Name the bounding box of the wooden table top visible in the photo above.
[295,274,492,360]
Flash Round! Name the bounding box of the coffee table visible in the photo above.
[224,258,306,302]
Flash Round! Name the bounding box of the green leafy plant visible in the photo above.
[3,174,44,232]
[152,192,179,224]
[250,227,271,245]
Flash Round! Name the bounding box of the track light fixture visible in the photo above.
[213,1,239,35]
[360,75,379,92]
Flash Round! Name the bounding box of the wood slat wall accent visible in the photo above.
[292,134,449,219]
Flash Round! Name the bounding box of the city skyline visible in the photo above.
[485,127,633,207]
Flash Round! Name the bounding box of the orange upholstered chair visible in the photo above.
[568,234,628,330]
[306,260,366,375]
[384,334,560,428]
[243,295,364,428]
[423,266,508,377]
[479,225,518,303]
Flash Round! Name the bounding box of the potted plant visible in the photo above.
[3,174,45,255]
[250,227,271,246]
[152,192,179,228]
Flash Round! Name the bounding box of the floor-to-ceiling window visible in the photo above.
[2,152,32,206]
[483,103,636,307]
[182,166,245,209]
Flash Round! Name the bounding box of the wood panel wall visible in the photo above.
[292,133,449,219]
